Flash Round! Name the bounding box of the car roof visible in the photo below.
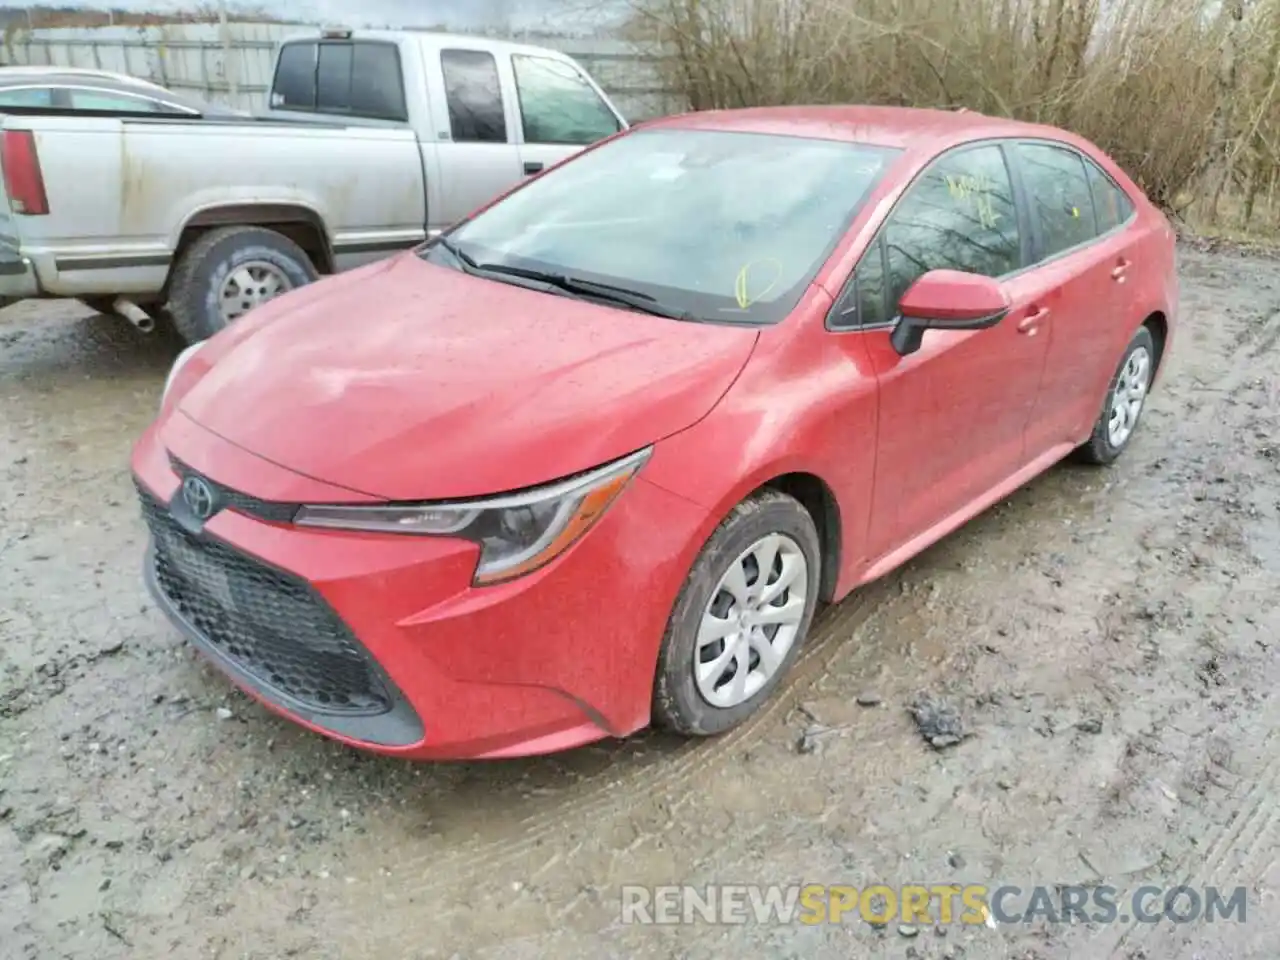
[646,105,1086,155]
[0,65,167,91]
[0,66,244,115]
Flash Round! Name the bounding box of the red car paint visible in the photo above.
[132,106,1177,759]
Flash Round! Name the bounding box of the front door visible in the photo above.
[857,142,1050,560]
[505,52,625,178]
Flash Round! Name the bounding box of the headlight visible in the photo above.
[294,447,652,585]
[161,342,202,409]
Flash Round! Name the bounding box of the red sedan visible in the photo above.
[132,106,1177,759]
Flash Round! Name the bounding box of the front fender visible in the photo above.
[642,335,879,600]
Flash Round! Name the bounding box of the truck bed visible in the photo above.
[0,111,427,300]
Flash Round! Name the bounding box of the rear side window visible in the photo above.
[1085,159,1134,233]
[70,90,165,113]
[512,55,620,145]
[272,40,407,121]
[440,49,508,143]
[1014,142,1098,258]
[0,87,54,108]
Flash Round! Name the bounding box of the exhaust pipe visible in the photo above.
[113,297,155,334]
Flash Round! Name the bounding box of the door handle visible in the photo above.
[1111,259,1130,282]
[1018,307,1049,335]
[523,161,544,175]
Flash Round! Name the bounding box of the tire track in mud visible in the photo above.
[1100,729,1280,957]
[1097,275,1280,958]
[332,578,901,946]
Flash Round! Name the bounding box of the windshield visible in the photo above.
[426,128,900,324]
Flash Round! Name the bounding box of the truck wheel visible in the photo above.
[166,225,318,343]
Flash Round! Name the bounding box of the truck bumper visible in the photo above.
[0,241,41,303]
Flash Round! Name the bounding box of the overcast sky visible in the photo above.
[0,0,628,30]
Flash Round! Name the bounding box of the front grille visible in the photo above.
[168,456,299,524]
[138,487,392,716]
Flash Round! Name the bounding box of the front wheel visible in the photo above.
[652,489,822,736]
[1074,325,1156,465]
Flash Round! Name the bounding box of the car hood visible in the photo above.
[178,254,759,501]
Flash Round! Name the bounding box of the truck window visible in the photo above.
[272,42,316,110]
[512,55,620,145]
[316,43,354,110]
[272,40,407,122]
[349,43,406,120]
[440,49,508,144]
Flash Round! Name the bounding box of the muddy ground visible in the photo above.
[1,246,1278,960]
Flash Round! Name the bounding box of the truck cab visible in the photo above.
[264,28,630,233]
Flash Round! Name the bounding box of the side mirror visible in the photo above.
[889,269,1011,356]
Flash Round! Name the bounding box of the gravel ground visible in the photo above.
[2,245,1278,960]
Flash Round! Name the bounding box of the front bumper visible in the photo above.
[131,414,710,760]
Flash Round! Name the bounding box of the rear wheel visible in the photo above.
[652,489,821,736]
[1074,325,1156,465]
[165,225,318,344]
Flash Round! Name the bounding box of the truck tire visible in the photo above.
[166,225,318,344]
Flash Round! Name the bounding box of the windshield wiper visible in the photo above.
[432,239,693,321]
[470,262,694,321]
[434,235,480,273]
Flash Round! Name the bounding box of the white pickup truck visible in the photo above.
[0,28,628,342]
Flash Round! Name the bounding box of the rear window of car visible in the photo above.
[271,40,407,122]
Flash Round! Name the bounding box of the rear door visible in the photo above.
[1008,140,1140,457]
[506,52,624,176]
[430,46,524,226]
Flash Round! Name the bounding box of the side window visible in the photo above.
[440,49,508,144]
[512,55,621,145]
[1085,159,1134,234]
[882,144,1021,312]
[1014,142,1098,258]
[0,87,53,108]
[68,90,163,112]
[272,42,317,110]
[839,240,890,329]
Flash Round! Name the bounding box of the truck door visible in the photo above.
[504,53,625,177]
[429,47,525,229]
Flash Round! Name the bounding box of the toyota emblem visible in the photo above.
[181,475,216,521]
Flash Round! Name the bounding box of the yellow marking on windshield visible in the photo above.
[735,259,783,309]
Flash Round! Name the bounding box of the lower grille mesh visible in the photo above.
[139,487,391,715]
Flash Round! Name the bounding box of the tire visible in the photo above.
[165,225,318,344]
[652,489,822,736]
[1074,325,1157,465]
